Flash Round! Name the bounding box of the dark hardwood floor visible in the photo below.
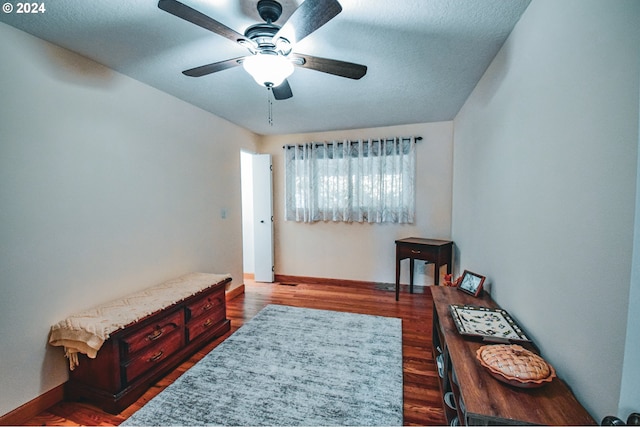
[23,279,446,426]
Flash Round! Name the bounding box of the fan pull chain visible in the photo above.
[267,88,274,126]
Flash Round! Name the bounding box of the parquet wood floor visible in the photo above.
[23,280,446,426]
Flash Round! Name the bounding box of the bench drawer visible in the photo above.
[187,289,225,320]
[122,310,183,356]
[123,329,184,383]
[188,305,226,341]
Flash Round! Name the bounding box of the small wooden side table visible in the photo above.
[395,237,453,300]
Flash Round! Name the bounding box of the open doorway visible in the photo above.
[240,151,274,282]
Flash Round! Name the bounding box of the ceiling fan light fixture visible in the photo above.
[243,52,294,88]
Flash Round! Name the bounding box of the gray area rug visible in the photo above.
[123,304,403,426]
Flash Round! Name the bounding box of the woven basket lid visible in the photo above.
[476,344,556,388]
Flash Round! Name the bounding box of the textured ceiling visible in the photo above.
[1,0,530,135]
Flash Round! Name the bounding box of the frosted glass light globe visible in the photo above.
[243,53,294,88]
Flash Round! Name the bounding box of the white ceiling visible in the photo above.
[1,0,530,135]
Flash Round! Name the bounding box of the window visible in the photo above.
[284,137,416,223]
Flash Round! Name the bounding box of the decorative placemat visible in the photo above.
[449,304,530,343]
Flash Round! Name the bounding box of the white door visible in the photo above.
[252,154,274,282]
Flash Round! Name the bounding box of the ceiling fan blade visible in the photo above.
[182,57,244,77]
[274,0,342,45]
[292,54,367,80]
[272,80,293,100]
[158,0,255,48]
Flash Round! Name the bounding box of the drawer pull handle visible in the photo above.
[203,319,213,328]
[147,329,163,341]
[148,350,164,362]
[411,250,421,254]
[203,303,213,311]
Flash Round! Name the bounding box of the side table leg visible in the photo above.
[395,253,401,301]
[409,258,415,294]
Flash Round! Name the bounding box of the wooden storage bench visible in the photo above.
[49,273,232,414]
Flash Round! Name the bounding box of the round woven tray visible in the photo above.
[476,344,556,388]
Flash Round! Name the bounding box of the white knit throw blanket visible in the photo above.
[49,272,231,370]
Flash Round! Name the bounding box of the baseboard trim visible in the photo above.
[0,383,65,426]
[274,274,394,288]
[225,284,245,301]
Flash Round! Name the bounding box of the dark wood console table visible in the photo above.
[431,286,595,425]
[395,237,453,300]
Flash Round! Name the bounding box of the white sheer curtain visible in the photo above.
[284,137,416,223]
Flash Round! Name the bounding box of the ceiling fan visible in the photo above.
[157,0,368,100]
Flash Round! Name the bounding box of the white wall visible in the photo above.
[260,122,453,284]
[241,151,255,274]
[452,0,639,420]
[619,84,640,419]
[0,22,257,416]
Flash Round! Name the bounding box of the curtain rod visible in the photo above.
[283,136,422,149]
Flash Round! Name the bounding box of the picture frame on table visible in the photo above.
[457,270,485,297]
